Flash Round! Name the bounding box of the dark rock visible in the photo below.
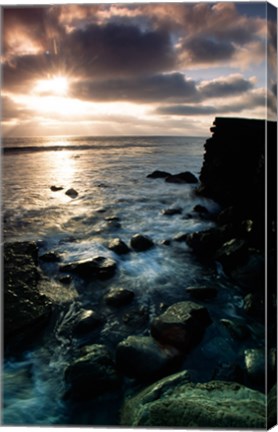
[230,253,264,290]
[50,185,64,192]
[212,362,244,383]
[173,233,188,242]
[185,227,229,257]
[122,306,149,331]
[130,234,154,252]
[215,238,248,272]
[105,216,120,222]
[166,171,198,184]
[106,220,121,230]
[193,204,209,214]
[243,293,264,318]
[108,238,130,255]
[220,318,249,340]
[59,275,72,285]
[39,251,61,262]
[151,301,211,351]
[147,170,171,179]
[60,256,117,280]
[4,242,52,351]
[161,208,182,216]
[64,344,121,401]
[116,336,181,380]
[186,286,217,300]
[268,384,277,428]
[73,310,102,337]
[121,370,265,427]
[104,288,134,307]
[244,348,265,386]
[65,188,78,198]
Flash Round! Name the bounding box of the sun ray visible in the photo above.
[34,76,69,96]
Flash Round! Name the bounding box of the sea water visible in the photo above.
[2,136,262,425]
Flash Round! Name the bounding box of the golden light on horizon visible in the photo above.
[34,76,69,96]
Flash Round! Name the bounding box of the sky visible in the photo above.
[2,2,277,137]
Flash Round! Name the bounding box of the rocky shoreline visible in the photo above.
[3,118,277,427]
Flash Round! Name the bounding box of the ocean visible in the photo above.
[2,136,262,425]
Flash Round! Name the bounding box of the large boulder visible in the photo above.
[147,170,171,179]
[130,234,154,252]
[60,256,117,280]
[165,171,198,184]
[64,344,121,400]
[121,370,266,427]
[116,336,181,380]
[108,238,130,255]
[104,288,134,307]
[4,242,52,352]
[185,226,233,258]
[151,301,211,351]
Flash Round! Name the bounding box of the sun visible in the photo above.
[34,76,69,96]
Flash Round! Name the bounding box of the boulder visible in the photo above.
[185,227,232,257]
[193,204,209,214]
[50,185,64,192]
[64,344,121,401]
[104,288,134,307]
[243,293,264,319]
[121,370,266,427]
[165,171,198,184]
[186,286,217,301]
[161,208,182,216]
[59,275,72,285]
[230,253,264,290]
[4,242,52,351]
[73,310,102,337]
[220,318,249,340]
[65,188,78,198]
[151,301,211,351]
[108,238,130,255]
[60,256,117,280]
[244,348,265,387]
[116,336,181,380]
[215,238,248,272]
[130,234,154,252]
[147,170,171,179]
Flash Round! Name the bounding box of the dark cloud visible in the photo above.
[157,105,217,116]
[183,36,236,63]
[2,95,30,121]
[64,22,176,78]
[70,73,198,103]
[200,76,254,98]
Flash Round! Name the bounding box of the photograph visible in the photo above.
[1,1,277,428]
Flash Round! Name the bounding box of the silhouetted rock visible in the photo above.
[151,301,211,351]
[166,171,198,184]
[185,227,232,257]
[65,188,78,198]
[130,234,154,252]
[59,275,72,285]
[50,185,64,191]
[116,335,181,380]
[108,238,130,254]
[64,344,121,400]
[73,310,102,337]
[215,238,248,272]
[39,251,61,262]
[147,170,171,179]
[193,204,209,214]
[60,256,117,280]
[121,370,265,427]
[4,242,52,352]
[104,288,134,307]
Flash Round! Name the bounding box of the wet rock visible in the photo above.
[212,362,244,383]
[116,336,181,380]
[4,242,52,351]
[220,318,249,340]
[65,188,78,198]
[73,310,102,337]
[243,293,264,319]
[106,220,122,230]
[122,306,149,331]
[121,370,265,427]
[185,227,230,257]
[161,208,182,216]
[64,344,121,401]
[244,348,265,386]
[50,185,64,192]
[151,301,211,351]
[173,233,188,242]
[147,170,171,179]
[193,204,209,214]
[186,286,217,300]
[108,238,130,255]
[130,234,154,252]
[215,238,248,272]
[39,251,61,262]
[60,256,117,280]
[104,288,134,307]
[165,171,198,184]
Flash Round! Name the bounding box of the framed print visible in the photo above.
[1,1,277,428]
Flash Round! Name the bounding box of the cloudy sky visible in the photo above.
[2,2,277,137]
